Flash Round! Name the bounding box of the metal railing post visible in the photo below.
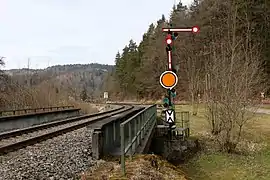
[113,121,116,143]
[142,112,145,138]
[120,105,157,176]
[181,112,184,128]
[135,116,138,149]
[120,124,126,175]
[187,112,190,136]
[128,122,132,159]
[104,126,109,152]
[139,114,142,143]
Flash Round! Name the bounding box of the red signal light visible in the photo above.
[166,34,172,45]
[192,26,199,33]
[166,38,172,44]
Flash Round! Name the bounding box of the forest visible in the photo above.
[107,0,270,101]
[0,62,112,110]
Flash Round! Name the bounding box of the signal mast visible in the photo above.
[160,24,200,139]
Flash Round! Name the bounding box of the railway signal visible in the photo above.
[192,26,199,33]
[172,32,178,40]
[160,71,178,90]
[165,109,175,123]
[160,25,200,137]
[161,25,200,91]
[170,88,176,98]
[165,33,173,52]
[163,96,169,108]
[162,26,200,33]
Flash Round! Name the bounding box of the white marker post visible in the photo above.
[104,92,108,99]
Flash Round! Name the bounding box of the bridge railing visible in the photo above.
[120,105,156,175]
[0,105,74,117]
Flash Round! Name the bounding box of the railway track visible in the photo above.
[0,104,134,155]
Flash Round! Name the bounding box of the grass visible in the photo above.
[260,104,270,109]
[81,155,188,180]
[175,104,270,180]
[82,104,270,180]
[70,101,105,114]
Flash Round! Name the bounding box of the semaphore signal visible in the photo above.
[160,25,200,89]
[160,25,200,110]
[162,26,200,33]
[165,33,173,51]
[168,51,172,70]
[160,24,200,140]
[192,26,199,33]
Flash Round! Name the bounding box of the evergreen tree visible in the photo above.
[110,0,270,98]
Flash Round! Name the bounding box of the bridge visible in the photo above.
[0,103,191,177]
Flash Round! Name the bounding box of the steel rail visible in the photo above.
[0,105,124,140]
[0,105,134,155]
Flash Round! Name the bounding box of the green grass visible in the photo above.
[260,104,270,109]
[174,104,270,180]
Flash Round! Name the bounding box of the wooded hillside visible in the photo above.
[0,63,113,109]
[107,0,270,101]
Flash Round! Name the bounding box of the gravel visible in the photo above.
[0,114,104,147]
[0,127,101,180]
[0,104,122,147]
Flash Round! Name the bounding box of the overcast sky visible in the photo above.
[0,0,193,70]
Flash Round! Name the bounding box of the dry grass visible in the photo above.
[260,104,270,109]
[260,99,270,109]
[81,155,188,180]
[70,101,99,114]
[175,104,270,180]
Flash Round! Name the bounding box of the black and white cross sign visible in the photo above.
[165,109,175,123]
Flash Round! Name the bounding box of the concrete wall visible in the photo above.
[0,108,80,133]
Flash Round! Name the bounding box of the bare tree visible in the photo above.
[204,1,266,152]
[176,37,203,116]
[183,54,201,116]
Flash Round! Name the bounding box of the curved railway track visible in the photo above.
[0,104,134,155]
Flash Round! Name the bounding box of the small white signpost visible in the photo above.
[104,92,108,99]
[165,109,175,123]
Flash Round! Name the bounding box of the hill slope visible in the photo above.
[4,63,114,101]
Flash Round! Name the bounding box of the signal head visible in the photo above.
[192,26,199,33]
[172,32,178,40]
[166,38,172,44]
[163,97,169,108]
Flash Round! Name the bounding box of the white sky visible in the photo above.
[0,0,193,69]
